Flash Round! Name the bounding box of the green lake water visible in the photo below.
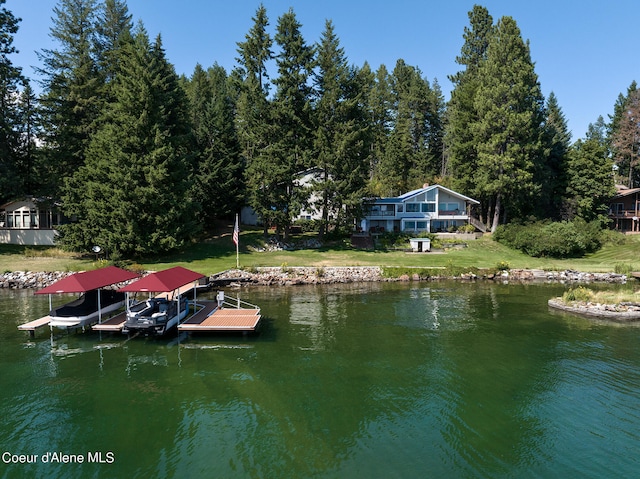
[1,281,640,478]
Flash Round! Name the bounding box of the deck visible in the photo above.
[179,301,261,333]
[17,315,51,337]
[91,311,127,332]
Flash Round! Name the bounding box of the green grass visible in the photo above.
[1,230,639,276]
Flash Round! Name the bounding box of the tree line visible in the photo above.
[0,1,636,257]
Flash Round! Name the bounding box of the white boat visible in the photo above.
[34,266,140,331]
[119,266,205,336]
[48,289,126,328]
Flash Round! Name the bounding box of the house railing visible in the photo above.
[365,210,396,217]
[468,216,488,233]
[609,209,640,218]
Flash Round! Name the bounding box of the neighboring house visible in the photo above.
[608,186,640,233]
[361,184,480,234]
[0,198,64,245]
[241,168,327,226]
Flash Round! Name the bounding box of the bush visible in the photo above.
[562,286,593,302]
[494,219,605,258]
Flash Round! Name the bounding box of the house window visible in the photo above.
[421,203,435,213]
[416,221,427,229]
[611,203,624,214]
[405,221,416,230]
[426,189,436,201]
[406,203,419,213]
[397,204,403,213]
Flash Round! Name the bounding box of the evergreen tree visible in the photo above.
[186,63,243,224]
[472,16,545,232]
[538,91,571,218]
[362,62,393,196]
[269,8,315,238]
[565,122,615,223]
[58,24,199,257]
[14,82,41,195]
[37,0,102,196]
[312,20,369,237]
[94,0,133,85]
[610,84,640,187]
[445,5,493,208]
[0,0,23,203]
[234,4,274,235]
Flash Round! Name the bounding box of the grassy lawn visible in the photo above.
[1,229,639,276]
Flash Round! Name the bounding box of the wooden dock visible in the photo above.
[91,311,127,332]
[179,301,261,333]
[18,315,51,337]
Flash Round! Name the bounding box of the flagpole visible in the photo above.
[234,214,239,269]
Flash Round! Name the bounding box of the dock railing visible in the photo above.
[216,291,260,312]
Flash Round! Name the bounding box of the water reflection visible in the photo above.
[2,283,640,478]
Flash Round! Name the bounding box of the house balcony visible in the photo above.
[366,210,396,218]
[609,209,640,219]
[437,210,468,220]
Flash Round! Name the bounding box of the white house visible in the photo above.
[0,198,63,245]
[241,168,326,226]
[361,184,480,234]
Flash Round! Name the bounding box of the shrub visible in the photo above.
[562,286,593,302]
[614,263,639,275]
[494,219,605,258]
[495,261,510,271]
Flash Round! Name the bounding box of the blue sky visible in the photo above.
[7,0,639,140]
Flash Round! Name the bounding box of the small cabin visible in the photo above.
[0,199,64,245]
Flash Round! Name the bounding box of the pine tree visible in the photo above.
[362,63,393,196]
[538,91,571,218]
[611,85,640,188]
[269,8,315,238]
[187,63,243,224]
[565,123,615,223]
[37,0,102,196]
[14,82,41,195]
[312,20,369,238]
[234,4,274,235]
[0,0,23,203]
[95,0,133,85]
[58,24,199,257]
[472,16,545,232]
[445,5,493,207]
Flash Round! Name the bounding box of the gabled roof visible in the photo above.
[118,266,204,293]
[368,184,479,204]
[36,266,140,294]
[613,187,640,198]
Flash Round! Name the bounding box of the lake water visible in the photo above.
[1,281,640,478]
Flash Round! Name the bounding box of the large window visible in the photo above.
[366,204,395,216]
[421,203,435,213]
[406,203,420,213]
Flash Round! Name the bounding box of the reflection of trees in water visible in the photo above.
[2,282,602,477]
[435,283,565,477]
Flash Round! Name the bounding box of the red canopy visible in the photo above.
[118,266,204,293]
[36,266,140,294]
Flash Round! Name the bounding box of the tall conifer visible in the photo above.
[472,16,545,231]
[0,0,23,203]
[37,0,102,196]
[313,20,369,237]
[59,24,198,257]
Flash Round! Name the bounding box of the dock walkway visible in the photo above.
[18,316,51,337]
[91,311,127,332]
[179,301,261,333]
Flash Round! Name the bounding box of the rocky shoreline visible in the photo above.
[0,267,629,290]
[548,298,640,322]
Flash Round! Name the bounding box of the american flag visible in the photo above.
[233,215,239,246]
